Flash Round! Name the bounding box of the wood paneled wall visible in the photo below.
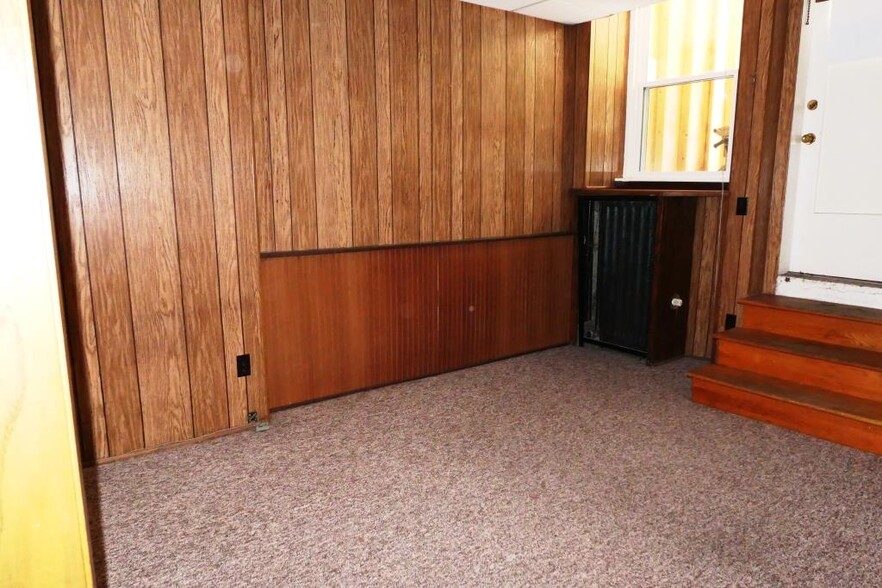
[571,13,725,357]
[35,0,578,461]
[260,0,575,251]
[261,235,574,408]
[570,4,801,358]
[714,0,803,331]
[35,0,269,462]
[572,13,629,187]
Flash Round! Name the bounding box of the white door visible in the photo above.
[779,0,882,285]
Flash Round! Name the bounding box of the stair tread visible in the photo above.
[715,328,882,371]
[690,364,882,425]
[741,294,882,325]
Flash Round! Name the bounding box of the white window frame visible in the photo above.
[621,4,739,183]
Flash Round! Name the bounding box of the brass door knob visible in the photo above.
[801,133,817,145]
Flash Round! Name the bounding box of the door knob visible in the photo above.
[801,133,817,145]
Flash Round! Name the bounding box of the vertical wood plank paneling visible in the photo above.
[505,14,525,236]
[432,0,452,241]
[551,25,565,230]
[374,0,393,244]
[200,0,249,426]
[224,0,268,419]
[283,0,318,249]
[450,0,464,240]
[732,0,775,305]
[35,0,109,461]
[461,3,482,239]
[417,0,433,240]
[264,0,292,251]
[585,17,608,185]
[523,17,536,233]
[612,13,629,179]
[159,0,229,436]
[309,0,352,249]
[601,15,618,185]
[559,26,577,232]
[571,23,590,188]
[248,0,275,253]
[348,0,380,246]
[61,0,144,457]
[44,0,580,460]
[103,0,193,447]
[480,8,505,237]
[761,0,802,291]
[532,19,556,232]
[389,0,420,242]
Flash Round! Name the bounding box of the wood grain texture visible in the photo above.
[283,0,318,250]
[461,3,482,239]
[716,331,882,404]
[265,0,292,251]
[505,14,526,236]
[432,0,452,241]
[248,0,275,254]
[59,0,144,456]
[309,0,353,249]
[480,8,506,237]
[692,377,882,456]
[261,235,574,409]
[160,0,229,436]
[200,0,250,427]
[571,6,799,359]
[714,0,802,334]
[348,0,380,246]
[418,0,433,240]
[40,0,573,460]
[450,0,464,240]
[523,17,536,233]
[374,0,394,245]
[33,0,109,462]
[224,0,268,420]
[390,0,420,242]
[741,295,882,353]
[103,0,193,448]
[532,20,556,233]
[580,13,628,187]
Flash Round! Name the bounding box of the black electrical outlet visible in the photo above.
[725,313,737,330]
[236,354,251,377]
[736,196,748,216]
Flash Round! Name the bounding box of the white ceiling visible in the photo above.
[461,0,662,25]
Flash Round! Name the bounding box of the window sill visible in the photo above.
[616,173,730,184]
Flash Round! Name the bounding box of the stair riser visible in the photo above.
[692,379,882,455]
[716,340,882,403]
[742,306,882,353]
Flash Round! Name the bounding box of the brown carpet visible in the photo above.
[85,345,882,587]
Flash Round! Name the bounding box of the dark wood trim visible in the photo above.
[260,231,574,258]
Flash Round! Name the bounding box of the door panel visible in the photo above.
[782,0,882,283]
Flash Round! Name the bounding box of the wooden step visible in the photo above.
[715,329,882,403]
[690,365,882,455]
[740,294,882,352]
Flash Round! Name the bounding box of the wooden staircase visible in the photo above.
[689,294,882,455]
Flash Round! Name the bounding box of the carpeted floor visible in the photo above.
[85,345,882,587]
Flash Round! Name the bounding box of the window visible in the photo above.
[622,0,744,182]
